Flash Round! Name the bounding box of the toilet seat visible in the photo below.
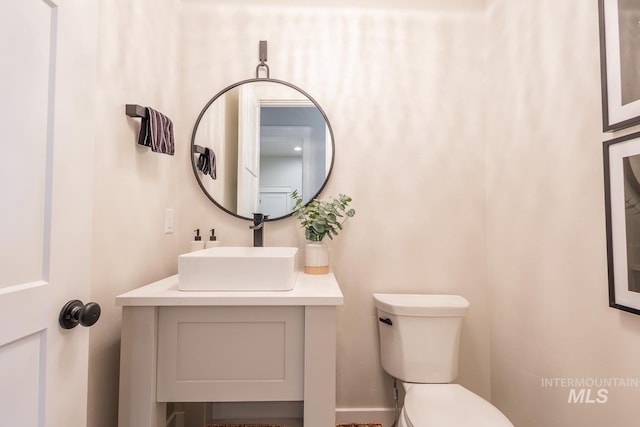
[402,384,513,427]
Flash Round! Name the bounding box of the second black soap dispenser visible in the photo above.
[205,228,220,248]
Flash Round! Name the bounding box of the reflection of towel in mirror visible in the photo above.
[137,107,175,155]
[197,147,216,179]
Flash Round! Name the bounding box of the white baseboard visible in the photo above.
[335,407,397,427]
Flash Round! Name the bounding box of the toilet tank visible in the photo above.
[373,294,469,383]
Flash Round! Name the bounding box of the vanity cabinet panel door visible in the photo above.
[157,306,304,402]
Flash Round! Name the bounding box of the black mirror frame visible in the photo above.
[190,78,335,222]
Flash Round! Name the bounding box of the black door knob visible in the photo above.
[59,300,101,329]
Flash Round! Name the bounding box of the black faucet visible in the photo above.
[250,213,268,247]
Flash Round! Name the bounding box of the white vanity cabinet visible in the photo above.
[116,272,343,427]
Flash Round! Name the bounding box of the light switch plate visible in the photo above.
[165,208,174,234]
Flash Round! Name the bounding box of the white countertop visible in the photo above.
[116,271,343,307]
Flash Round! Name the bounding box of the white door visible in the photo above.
[237,85,260,218]
[0,1,96,426]
[259,187,293,218]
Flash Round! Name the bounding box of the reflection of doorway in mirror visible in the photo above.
[260,106,328,218]
[259,186,293,218]
[623,154,640,292]
[259,124,306,217]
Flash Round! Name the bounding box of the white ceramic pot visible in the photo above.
[304,242,329,275]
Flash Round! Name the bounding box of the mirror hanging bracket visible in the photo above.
[255,40,270,79]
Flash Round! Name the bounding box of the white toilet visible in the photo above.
[373,293,513,427]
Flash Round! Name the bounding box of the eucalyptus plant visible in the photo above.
[291,190,356,242]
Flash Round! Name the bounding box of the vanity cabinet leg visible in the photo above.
[118,306,166,427]
[303,306,337,427]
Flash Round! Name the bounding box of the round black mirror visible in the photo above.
[191,78,335,221]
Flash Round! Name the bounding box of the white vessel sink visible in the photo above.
[178,246,298,291]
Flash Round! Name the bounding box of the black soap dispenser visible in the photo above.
[205,228,220,248]
[190,229,204,252]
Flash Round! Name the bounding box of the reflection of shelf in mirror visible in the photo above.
[125,104,147,118]
[193,145,206,154]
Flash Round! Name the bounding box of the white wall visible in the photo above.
[485,1,640,426]
[88,1,182,426]
[86,1,640,426]
[260,156,302,191]
[179,0,490,413]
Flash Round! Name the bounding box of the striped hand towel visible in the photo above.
[137,107,175,155]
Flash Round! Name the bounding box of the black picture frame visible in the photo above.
[604,131,640,315]
[598,0,640,131]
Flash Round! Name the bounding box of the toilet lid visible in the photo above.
[404,384,513,427]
